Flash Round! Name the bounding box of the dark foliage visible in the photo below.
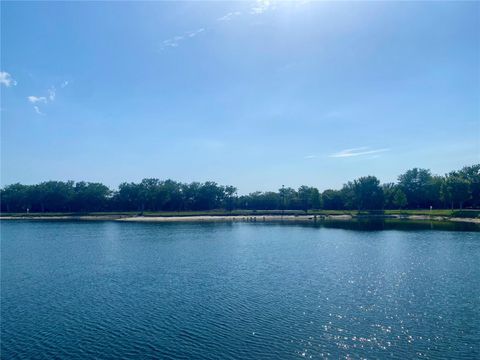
[1,165,478,213]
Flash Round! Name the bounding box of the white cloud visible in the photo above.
[329,147,390,158]
[0,71,17,87]
[28,84,59,105]
[28,96,47,104]
[33,106,45,115]
[28,84,61,114]
[218,11,242,21]
[160,1,275,52]
[162,39,179,48]
[304,155,317,159]
[187,28,204,38]
[160,1,274,52]
[161,28,205,50]
[251,0,273,14]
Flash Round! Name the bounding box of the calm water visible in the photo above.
[1,221,479,359]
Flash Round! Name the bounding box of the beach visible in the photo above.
[1,214,479,224]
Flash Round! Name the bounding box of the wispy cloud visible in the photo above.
[161,1,278,52]
[329,147,390,158]
[251,0,274,15]
[33,106,45,115]
[217,11,242,21]
[162,37,182,49]
[304,155,317,159]
[188,28,205,38]
[0,71,17,87]
[161,28,205,50]
[160,1,282,52]
[28,96,47,104]
[27,81,66,115]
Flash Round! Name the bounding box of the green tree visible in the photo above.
[393,188,408,209]
[457,165,480,207]
[35,181,75,212]
[298,186,321,212]
[321,189,344,210]
[340,182,355,210]
[223,185,237,211]
[195,182,224,210]
[2,164,478,213]
[72,182,111,212]
[426,175,444,208]
[158,180,183,211]
[352,176,384,210]
[116,182,143,211]
[442,174,471,209]
[383,183,407,209]
[0,183,30,212]
[398,168,433,208]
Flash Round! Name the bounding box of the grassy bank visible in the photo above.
[383,209,480,218]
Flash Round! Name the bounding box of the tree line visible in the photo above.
[1,165,478,213]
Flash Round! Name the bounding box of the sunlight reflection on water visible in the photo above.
[1,221,479,359]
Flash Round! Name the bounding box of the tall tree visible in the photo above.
[1,164,478,213]
[457,165,480,208]
[442,174,471,209]
[223,185,237,211]
[398,168,433,208]
[321,189,344,210]
[382,183,407,209]
[352,176,384,210]
[298,186,321,212]
[0,183,29,212]
[35,181,75,212]
[73,182,111,212]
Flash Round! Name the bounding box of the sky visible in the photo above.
[1,1,479,194]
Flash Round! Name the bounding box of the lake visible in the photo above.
[1,220,479,359]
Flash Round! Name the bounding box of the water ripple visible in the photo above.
[2,221,479,359]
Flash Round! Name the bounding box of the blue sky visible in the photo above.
[1,1,479,193]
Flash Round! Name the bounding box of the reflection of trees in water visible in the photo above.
[280,219,478,232]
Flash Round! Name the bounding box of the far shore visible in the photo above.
[1,213,479,224]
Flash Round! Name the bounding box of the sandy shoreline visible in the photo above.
[1,214,479,224]
[0,214,332,222]
[117,215,336,222]
[0,215,126,221]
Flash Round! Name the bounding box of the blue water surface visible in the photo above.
[1,221,479,359]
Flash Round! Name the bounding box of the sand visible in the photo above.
[117,215,333,222]
[1,214,478,224]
